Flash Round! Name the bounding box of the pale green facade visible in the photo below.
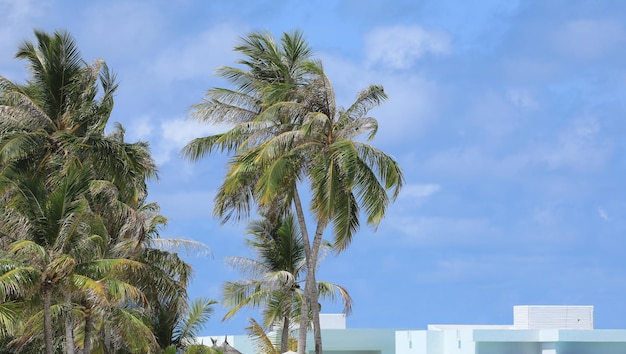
[200,307,626,354]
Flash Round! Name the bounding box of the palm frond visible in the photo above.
[145,238,212,258]
[0,301,21,337]
[317,282,352,315]
[244,317,279,354]
[173,297,217,347]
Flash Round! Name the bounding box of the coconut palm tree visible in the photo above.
[0,29,156,204]
[0,164,99,354]
[0,29,206,353]
[181,31,320,353]
[183,30,403,354]
[222,211,351,353]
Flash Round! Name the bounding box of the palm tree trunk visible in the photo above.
[43,286,54,354]
[103,324,111,353]
[83,310,93,354]
[293,188,327,354]
[280,285,294,353]
[281,313,290,353]
[64,293,75,354]
[293,188,311,354]
[309,221,327,354]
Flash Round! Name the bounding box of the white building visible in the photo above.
[201,306,626,354]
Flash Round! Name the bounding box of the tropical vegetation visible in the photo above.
[222,212,351,353]
[0,27,403,354]
[0,30,215,354]
[182,30,403,354]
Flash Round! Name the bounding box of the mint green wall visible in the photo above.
[207,328,626,353]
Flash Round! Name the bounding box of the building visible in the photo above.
[200,306,626,354]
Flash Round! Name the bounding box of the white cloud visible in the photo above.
[467,90,528,137]
[364,25,451,69]
[423,116,610,179]
[552,19,624,61]
[151,23,242,83]
[161,118,229,146]
[539,116,610,171]
[125,116,154,141]
[320,51,442,144]
[152,118,231,165]
[401,183,441,199]
[385,215,499,246]
[598,208,609,221]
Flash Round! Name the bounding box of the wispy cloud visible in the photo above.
[598,208,609,221]
[150,23,242,83]
[552,19,624,61]
[319,49,443,147]
[400,183,441,199]
[152,118,231,165]
[365,25,451,69]
[538,116,610,171]
[384,215,499,246]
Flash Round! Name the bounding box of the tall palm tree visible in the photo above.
[181,31,319,353]
[0,29,174,354]
[0,29,157,204]
[222,211,351,353]
[0,165,97,354]
[183,30,403,354]
[200,70,402,354]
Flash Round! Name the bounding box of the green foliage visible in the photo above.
[0,29,206,354]
[183,29,403,354]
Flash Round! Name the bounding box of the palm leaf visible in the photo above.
[172,297,217,347]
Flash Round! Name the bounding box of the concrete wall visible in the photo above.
[556,342,626,354]
[309,329,396,354]
[475,342,540,354]
[396,329,626,354]
[396,329,475,354]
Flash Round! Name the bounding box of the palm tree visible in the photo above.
[0,165,98,354]
[0,29,156,204]
[181,30,318,353]
[183,30,403,354]
[222,211,351,353]
[0,30,171,353]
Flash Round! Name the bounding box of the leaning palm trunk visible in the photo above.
[43,287,54,354]
[65,293,76,354]
[294,189,311,354]
[280,290,292,354]
[83,310,93,354]
[281,313,290,353]
[293,188,328,354]
[310,222,327,354]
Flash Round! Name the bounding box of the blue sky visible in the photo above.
[2,0,626,335]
